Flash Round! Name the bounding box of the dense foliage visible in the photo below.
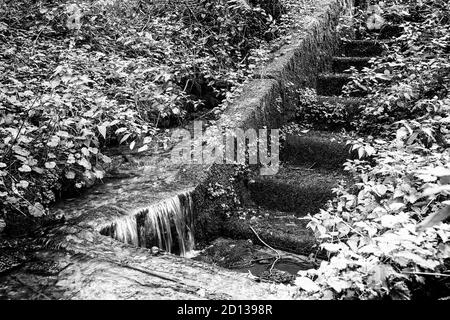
[296,0,450,299]
[0,0,285,233]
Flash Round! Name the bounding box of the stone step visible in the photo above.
[281,130,352,169]
[247,165,348,214]
[331,56,371,73]
[293,96,366,130]
[222,207,317,256]
[368,25,404,39]
[340,40,384,57]
[316,95,365,116]
[316,73,351,96]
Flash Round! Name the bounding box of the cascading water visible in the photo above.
[102,191,195,256]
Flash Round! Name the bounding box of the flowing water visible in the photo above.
[101,191,195,256]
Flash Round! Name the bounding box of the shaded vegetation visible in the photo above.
[0,0,287,234]
[295,0,450,300]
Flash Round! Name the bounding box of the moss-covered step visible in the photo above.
[367,25,404,39]
[281,130,351,169]
[331,56,371,73]
[316,73,351,96]
[222,207,317,256]
[316,95,365,116]
[247,165,347,214]
[340,40,384,57]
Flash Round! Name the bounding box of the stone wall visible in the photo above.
[191,0,353,242]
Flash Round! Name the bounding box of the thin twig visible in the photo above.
[249,225,281,274]
[402,271,450,277]
[307,162,317,169]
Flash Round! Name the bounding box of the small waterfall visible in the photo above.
[103,191,195,257]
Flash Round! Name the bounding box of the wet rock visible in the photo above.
[150,246,160,255]
[0,251,25,274]
[260,269,296,285]
[194,238,256,269]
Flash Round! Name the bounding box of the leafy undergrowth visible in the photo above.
[295,0,450,300]
[0,0,301,234]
